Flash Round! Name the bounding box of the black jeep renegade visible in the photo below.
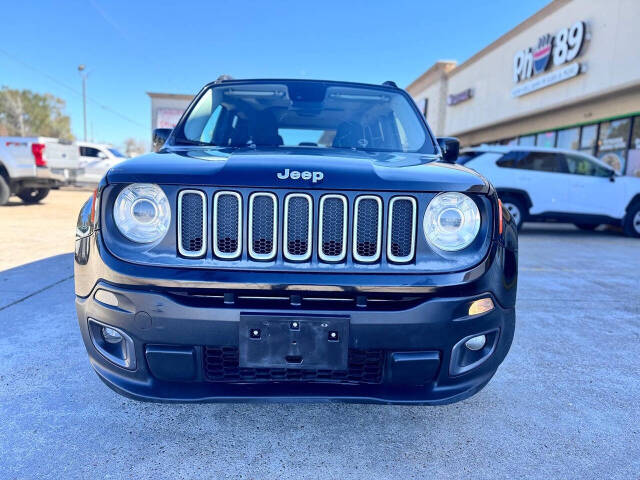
[74,79,518,404]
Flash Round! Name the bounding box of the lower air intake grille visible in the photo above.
[203,347,385,384]
[178,190,206,257]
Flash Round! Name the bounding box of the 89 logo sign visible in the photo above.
[514,21,586,83]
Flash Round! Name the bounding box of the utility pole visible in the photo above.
[78,65,88,141]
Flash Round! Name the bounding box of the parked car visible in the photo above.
[74,78,518,405]
[458,145,640,237]
[76,142,128,185]
[0,136,78,205]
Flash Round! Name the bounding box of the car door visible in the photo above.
[511,151,569,215]
[564,153,626,218]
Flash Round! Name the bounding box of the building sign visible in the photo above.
[512,21,587,96]
[156,108,185,129]
[447,88,473,106]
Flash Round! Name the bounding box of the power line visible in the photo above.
[0,47,145,128]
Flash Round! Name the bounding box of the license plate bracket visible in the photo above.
[239,314,349,370]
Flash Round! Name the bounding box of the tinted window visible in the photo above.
[497,151,567,173]
[177,81,433,153]
[80,146,100,157]
[456,152,481,165]
[565,154,612,177]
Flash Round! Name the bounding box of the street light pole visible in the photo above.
[77,65,87,141]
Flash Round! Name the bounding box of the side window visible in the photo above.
[520,152,567,173]
[566,154,612,177]
[80,147,100,158]
[496,151,528,168]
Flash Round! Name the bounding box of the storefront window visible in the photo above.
[518,135,535,147]
[627,116,640,178]
[597,118,631,173]
[556,127,580,150]
[579,124,598,155]
[536,131,556,148]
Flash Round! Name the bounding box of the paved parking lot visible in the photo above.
[1,192,639,479]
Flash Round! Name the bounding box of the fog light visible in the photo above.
[465,335,486,351]
[468,297,494,316]
[102,326,123,344]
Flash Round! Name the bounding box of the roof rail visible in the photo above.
[382,81,398,88]
[215,74,234,83]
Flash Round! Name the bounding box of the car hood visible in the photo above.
[106,146,488,193]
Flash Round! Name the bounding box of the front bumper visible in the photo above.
[76,281,515,405]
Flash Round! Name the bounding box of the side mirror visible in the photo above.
[152,128,172,152]
[97,151,108,159]
[437,137,460,164]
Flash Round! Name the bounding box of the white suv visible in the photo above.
[458,146,640,237]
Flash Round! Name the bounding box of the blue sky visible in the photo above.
[0,0,548,148]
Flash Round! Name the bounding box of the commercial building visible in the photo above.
[147,92,193,131]
[407,0,640,177]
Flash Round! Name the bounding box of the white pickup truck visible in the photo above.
[0,137,80,205]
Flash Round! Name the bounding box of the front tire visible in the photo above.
[623,203,640,238]
[0,175,9,206]
[17,187,50,204]
[500,195,526,231]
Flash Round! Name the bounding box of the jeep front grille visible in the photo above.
[318,194,347,262]
[213,191,242,259]
[283,193,312,261]
[353,195,382,262]
[177,189,418,265]
[248,192,277,260]
[387,196,417,263]
[177,190,206,257]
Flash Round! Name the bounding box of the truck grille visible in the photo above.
[203,346,385,384]
[177,189,417,264]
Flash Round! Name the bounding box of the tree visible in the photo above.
[123,137,147,157]
[0,87,74,140]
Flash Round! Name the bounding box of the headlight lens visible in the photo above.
[423,192,481,251]
[113,183,170,243]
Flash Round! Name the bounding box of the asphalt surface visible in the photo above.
[1,224,639,479]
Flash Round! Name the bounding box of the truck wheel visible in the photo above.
[574,223,599,231]
[0,176,9,206]
[17,188,50,204]
[500,194,526,231]
[623,203,640,238]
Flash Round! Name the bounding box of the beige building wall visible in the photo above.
[407,0,640,145]
[147,92,194,132]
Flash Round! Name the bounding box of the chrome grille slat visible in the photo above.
[318,194,347,262]
[213,191,242,259]
[283,193,313,261]
[177,190,207,257]
[353,195,382,263]
[387,196,417,263]
[248,192,278,260]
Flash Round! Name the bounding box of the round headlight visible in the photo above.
[113,183,170,243]
[423,192,480,251]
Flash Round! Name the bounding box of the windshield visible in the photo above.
[108,148,126,158]
[175,81,433,153]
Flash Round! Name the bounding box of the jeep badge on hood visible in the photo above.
[277,168,324,183]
